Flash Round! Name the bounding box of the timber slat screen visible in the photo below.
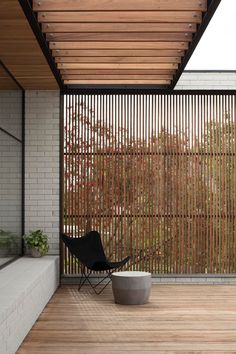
[63,94,236,275]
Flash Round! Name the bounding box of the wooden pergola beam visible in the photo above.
[33,0,207,12]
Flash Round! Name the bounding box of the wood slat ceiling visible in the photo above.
[34,0,208,86]
[0,0,58,90]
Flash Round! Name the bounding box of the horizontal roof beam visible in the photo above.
[33,0,207,12]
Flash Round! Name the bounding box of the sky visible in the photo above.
[186,0,236,70]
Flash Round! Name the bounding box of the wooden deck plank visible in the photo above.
[17,284,236,353]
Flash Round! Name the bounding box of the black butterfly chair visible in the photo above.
[61,231,130,294]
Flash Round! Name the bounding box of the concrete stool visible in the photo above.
[111,271,151,305]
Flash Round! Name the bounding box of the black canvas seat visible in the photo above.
[61,231,130,294]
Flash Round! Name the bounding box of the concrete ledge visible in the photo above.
[152,275,236,284]
[0,256,59,354]
[61,274,236,285]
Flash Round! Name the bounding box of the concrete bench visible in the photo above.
[0,256,59,354]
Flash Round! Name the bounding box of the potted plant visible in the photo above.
[24,230,49,257]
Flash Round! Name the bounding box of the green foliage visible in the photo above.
[24,230,49,256]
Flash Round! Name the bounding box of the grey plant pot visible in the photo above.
[29,248,42,258]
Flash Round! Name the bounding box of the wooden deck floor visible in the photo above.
[17,284,236,354]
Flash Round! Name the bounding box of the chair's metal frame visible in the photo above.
[78,264,125,295]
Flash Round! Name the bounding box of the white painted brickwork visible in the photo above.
[25,91,60,255]
[176,71,236,90]
[0,256,59,354]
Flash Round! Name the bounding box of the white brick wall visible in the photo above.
[25,91,60,255]
[0,256,59,354]
[176,71,236,90]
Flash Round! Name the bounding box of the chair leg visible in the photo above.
[92,271,112,294]
[78,270,112,295]
[92,264,129,293]
[78,267,91,291]
[78,265,128,294]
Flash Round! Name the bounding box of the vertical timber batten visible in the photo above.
[62,93,236,275]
